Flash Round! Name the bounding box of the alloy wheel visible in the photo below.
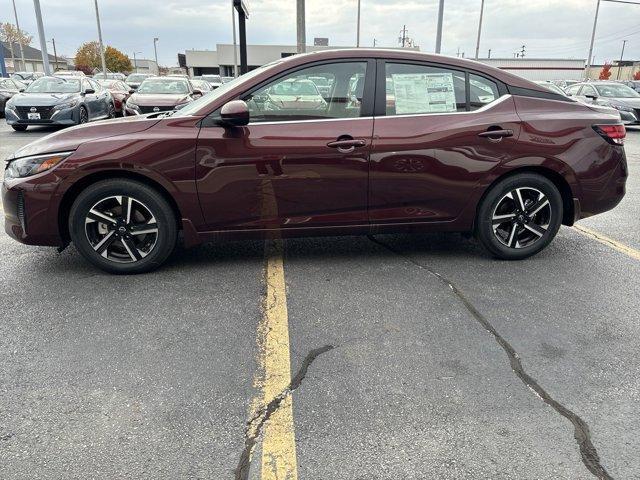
[84,195,159,263]
[79,107,88,124]
[491,187,552,249]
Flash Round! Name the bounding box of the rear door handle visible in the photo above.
[327,139,367,150]
[478,129,514,140]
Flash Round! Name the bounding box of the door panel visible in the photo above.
[195,119,373,230]
[370,97,522,224]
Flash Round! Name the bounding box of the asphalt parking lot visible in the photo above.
[1,121,639,480]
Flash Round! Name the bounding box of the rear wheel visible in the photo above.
[78,106,88,125]
[476,173,563,260]
[11,125,27,131]
[69,179,177,274]
[107,102,116,118]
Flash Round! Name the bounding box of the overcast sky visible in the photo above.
[2,0,639,66]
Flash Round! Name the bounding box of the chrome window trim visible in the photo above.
[247,94,511,125]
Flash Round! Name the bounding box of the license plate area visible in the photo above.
[27,112,41,120]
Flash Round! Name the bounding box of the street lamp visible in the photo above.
[32,0,51,75]
[93,0,108,78]
[153,37,159,75]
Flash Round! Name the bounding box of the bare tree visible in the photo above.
[0,22,33,69]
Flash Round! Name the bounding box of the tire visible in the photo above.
[69,179,177,274]
[78,106,88,125]
[11,125,27,131]
[475,173,563,260]
[107,102,116,119]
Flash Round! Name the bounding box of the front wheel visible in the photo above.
[476,173,563,260]
[69,179,177,274]
[78,106,88,125]
[107,102,116,118]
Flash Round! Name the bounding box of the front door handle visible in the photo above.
[478,129,514,140]
[327,139,367,153]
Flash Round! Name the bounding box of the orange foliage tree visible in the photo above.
[599,62,612,80]
[633,70,640,81]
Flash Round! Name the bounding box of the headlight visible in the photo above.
[610,104,634,112]
[5,152,74,180]
[5,101,16,111]
[53,99,79,110]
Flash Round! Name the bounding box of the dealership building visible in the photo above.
[184,44,586,82]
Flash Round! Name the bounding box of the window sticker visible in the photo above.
[391,72,457,114]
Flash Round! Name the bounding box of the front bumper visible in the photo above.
[2,173,64,247]
[5,105,78,126]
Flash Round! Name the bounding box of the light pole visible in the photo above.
[153,37,159,75]
[12,0,26,71]
[47,38,59,71]
[474,0,485,60]
[231,2,238,77]
[617,39,627,80]
[435,0,445,54]
[133,52,141,73]
[356,0,361,48]
[585,0,601,80]
[93,0,108,78]
[296,0,306,53]
[33,0,51,75]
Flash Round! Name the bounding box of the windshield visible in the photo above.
[26,77,81,93]
[595,84,640,98]
[172,61,281,118]
[126,74,150,83]
[137,79,189,94]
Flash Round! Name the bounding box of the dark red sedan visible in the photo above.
[3,49,627,273]
[97,79,131,116]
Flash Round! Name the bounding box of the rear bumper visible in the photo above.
[577,147,628,219]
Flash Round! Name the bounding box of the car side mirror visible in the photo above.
[192,89,202,96]
[19,88,25,93]
[84,88,95,94]
[586,94,598,100]
[218,100,250,127]
[129,89,135,94]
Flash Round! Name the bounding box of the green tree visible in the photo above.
[74,41,132,73]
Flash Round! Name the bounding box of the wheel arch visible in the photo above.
[57,170,183,244]
[476,166,575,227]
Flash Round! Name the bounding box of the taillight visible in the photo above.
[593,124,626,145]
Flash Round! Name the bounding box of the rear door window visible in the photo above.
[468,74,499,110]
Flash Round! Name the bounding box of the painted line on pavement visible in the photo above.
[573,224,640,261]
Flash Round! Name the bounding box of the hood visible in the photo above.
[604,97,640,108]
[9,92,80,106]
[130,93,191,106]
[8,116,161,161]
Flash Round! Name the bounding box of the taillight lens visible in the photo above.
[593,124,626,145]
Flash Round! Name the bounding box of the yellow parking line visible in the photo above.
[573,224,640,261]
[259,238,298,480]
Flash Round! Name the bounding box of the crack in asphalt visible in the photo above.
[234,345,335,480]
[367,235,613,480]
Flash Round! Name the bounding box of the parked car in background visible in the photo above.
[619,80,640,93]
[54,70,87,77]
[97,79,131,115]
[125,73,154,91]
[552,79,580,90]
[4,76,115,131]
[2,49,627,273]
[534,81,567,96]
[94,72,126,81]
[0,77,27,117]
[196,75,223,89]
[260,78,327,113]
[190,79,212,94]
[10,71,45,85]
[565,81,640,125]
[124,77,202,115]
[308,75,332,97]
[221,76,235,83]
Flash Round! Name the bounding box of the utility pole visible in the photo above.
[93,0,108,78]
[296,0,306,53]
[488,48,491,59]
[373,38,377,47]
[474,0,485,60]
[435,0,445,53]
[520,45,526,58]
[586,0,601,80]
[617,39,627,80]
[0,39,7,77]
[50,38,58,70]
[12,0,26,71]
[133,51,141,73]
[456,46,460,57]
[153,37,159,75]
[400,25,407,48]
[33,0,51,75]
[231,2,238,77]
[356,0,361,47]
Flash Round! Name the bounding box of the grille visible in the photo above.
[16,191,26,231]
[15,106,54,120]
[139,105,174,114]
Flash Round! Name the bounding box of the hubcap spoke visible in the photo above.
[121,237,143,261]
[507,223,519,248]
[130,222,158,236]
[87,209,117,224]
[492,213,516,225]
[93,230,116,255]
[527,197,549,217]
[510,189,526,211]
[523,223,547,237]
[120,196,133,224]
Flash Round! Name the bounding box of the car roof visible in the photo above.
[279,48,551,93]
